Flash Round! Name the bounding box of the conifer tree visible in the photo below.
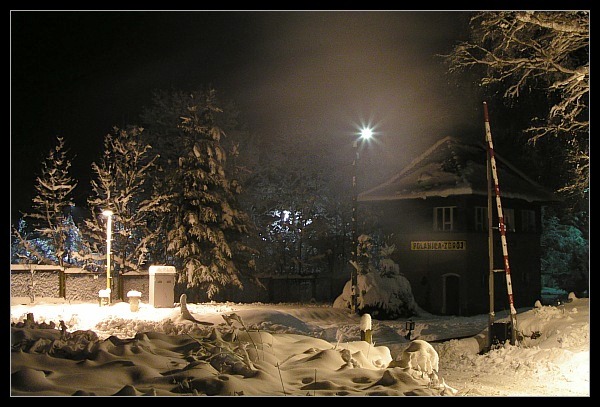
[25,136,78,267]
[166,89,255,299]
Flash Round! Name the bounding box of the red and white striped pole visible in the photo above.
[483,102,518,345]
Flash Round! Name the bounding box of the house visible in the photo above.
[358,136,557,316]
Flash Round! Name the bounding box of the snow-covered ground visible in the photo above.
[10,295,589,396]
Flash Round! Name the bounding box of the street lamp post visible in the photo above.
[351,127,373,313]
[102,209,113,304]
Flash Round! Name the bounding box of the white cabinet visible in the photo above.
[149,266,176,308]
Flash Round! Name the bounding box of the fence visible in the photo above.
[10,265,149,302]
[10,264,349,305]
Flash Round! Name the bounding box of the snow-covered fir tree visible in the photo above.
[165,89,256,299]
[23,136,78,268]
[140,89,254,268]
[85,126,165,278]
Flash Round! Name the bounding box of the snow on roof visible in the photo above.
[359,136,557,203]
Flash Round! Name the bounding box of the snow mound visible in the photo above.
[394,339,439,376]
[334,272,423,319]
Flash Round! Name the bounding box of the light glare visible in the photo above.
[360,127,373,140]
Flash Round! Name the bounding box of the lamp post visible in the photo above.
[351,127,373,313]
[102,209,113,304]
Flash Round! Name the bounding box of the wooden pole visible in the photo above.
[487,144,495,348]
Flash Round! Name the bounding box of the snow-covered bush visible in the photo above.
[541,210,588,295]
[333,235,423,319]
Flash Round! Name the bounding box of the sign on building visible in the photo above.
[410,241,467,251]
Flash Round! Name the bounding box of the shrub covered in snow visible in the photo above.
[540,210,588,295]
[333,235,423,319]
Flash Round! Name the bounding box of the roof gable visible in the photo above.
[359,136,557,203]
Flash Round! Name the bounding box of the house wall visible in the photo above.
[364,196,542,316]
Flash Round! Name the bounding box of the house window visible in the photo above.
[475,207,488,231]
[434,207,456,231]
[501,208,515,232]
[521,209,536,232]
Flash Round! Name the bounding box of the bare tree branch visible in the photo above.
[444,11,589,204]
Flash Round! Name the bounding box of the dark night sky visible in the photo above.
[10,10,482,224]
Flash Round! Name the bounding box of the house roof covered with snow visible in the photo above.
[359,136,557,203]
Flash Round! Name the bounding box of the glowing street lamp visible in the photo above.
[102,209,113,304]
[360,127,373,140]
[350,127,373,313]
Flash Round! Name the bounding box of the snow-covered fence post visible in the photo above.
[360,313,372,344]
